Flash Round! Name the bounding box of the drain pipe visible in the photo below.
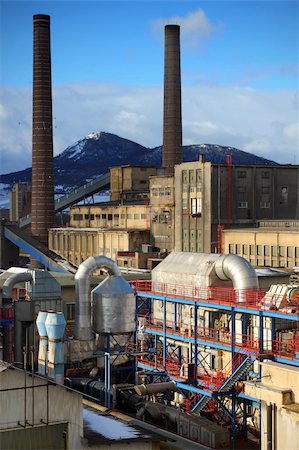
[2,271,33,363]
[215,254,258,302]
[266,402,273,450]
[75,256,121,341]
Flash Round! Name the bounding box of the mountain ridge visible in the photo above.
[0,131,278,187]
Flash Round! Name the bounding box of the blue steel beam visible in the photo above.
[4,226,68,272]
[136,293,299,321]
[143,327,258,356]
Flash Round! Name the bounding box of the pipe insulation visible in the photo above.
[2,271,33,300]
[2,271,33,363]
[214,254,259,301]
[75,256,121,341]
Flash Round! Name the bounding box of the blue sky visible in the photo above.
[0,0,298,173]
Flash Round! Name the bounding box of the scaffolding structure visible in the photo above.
[133,280,299,439]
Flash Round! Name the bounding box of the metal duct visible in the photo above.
[162,24,182,176]
[75,256,121,341]
[2,271,33,300]
[214,254,259,301]
[134,381,177,396]
[31,14,55,251]
[2,271,33,363]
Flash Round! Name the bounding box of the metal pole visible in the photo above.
[267,402,273,450]
[163,298,167,368]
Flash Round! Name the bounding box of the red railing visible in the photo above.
[271,335,299,361]
[138,315,260,353]
[133,280,299,315]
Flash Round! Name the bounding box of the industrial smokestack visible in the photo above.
[162,25,182,176]
[31,14,54,248]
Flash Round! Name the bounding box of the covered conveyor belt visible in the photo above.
[19,172,110,228]
[4,224,77,273]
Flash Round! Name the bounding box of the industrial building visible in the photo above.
[1,13,299,450]
[222,220,299,269]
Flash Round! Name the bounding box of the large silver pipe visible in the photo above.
[134,381,177,396]
[2,271,33,300]
[214,254,259,301]
[75,256,121,341]
[2,271,33,363]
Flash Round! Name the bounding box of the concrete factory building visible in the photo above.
[222,220,299,269]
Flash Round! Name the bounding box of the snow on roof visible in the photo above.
[83,407,151,441]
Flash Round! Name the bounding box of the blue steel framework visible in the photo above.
[134,288,299,440]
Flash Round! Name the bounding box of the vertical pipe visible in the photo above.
[31,14,54,250]
[174,302,177,331]
[231,307,236,364]
[163,25,182,176]
[267,403,273,450]
[163,298,167,367]
[194,304,198,379]
[259,312,264,355]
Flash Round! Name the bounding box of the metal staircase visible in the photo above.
[191,355,252,414]
[218,355,252,393]
[191,394,211,413]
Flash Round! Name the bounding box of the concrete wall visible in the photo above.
[70,204,149,230]
[223,227,299,268]
[49,228,149,268]
[174,162,212,253]
[149,175,174,252]
[0,366,83,449]
[245,361,299,450]
[110,166,158,201]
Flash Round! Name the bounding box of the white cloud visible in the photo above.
[0,80,298,174]
[151,8,221,50]
[283,123,299,142]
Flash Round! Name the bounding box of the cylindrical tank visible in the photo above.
[36,311,48,376]
[45,311,66,383]
[92,275,135,334]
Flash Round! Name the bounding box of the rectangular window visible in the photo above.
[84,214,89,220]
[229,244,234,253]
[250,245,255,255]
[191,198,202,215]
[237,171,247,178]
[260,201,271,208]
[102,214,106,219]
[90,214,94,220]
[73,214,83,221]
[66,303,75,321]
[281,187,288,203]
[108,214,112,221]
[238,201,248,208]
[182,199,188,210]
[242,244,248,255]
[264,246,270,256]
[182,171,188,183]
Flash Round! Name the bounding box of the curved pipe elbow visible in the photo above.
[75,256,121,341]
[215,254,258,300]
[2,271,33,302]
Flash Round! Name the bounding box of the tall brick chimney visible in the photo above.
[31,14,55,247]
[162,25,182,176]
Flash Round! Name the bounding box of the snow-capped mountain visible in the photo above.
[0,131,278,188]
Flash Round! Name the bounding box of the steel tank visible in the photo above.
[91,275,135,334]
